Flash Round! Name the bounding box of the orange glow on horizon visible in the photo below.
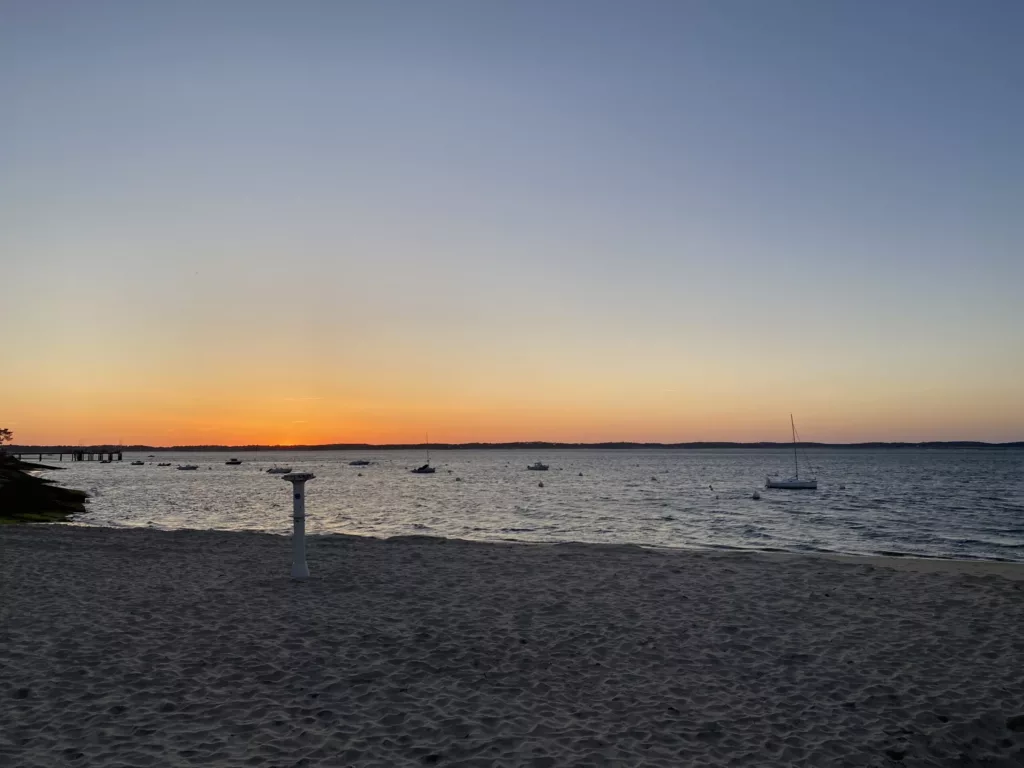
[4,311,1022,446]
[5,383,1021,446]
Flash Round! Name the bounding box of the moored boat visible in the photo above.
[765,477,817,490]
[411,434,435,474]
[766,414,817,490]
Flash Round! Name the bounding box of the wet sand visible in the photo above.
[2,525,1023,767]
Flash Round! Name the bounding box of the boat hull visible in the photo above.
[766,477,817,490]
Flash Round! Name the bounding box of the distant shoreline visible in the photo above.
[10,440,1024,452]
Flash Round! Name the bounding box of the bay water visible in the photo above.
[49,448,1024,562]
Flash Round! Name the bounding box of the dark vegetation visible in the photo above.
[0,454,88,524]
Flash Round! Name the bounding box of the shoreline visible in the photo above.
[11,441,1024,452]
[59,518,1024,575]
[3,524,1023,766]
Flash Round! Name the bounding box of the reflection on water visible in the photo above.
[48,448,1024,562]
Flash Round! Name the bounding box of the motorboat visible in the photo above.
[225,458,242,465]
[349,460,371,466]
[266,466,292,474]
[130,460,145,466]
[177,464,199,471]
[527,461,549,471]
[765,414,818,490]
[157,462,171,467]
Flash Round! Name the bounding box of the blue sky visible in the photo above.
[2,1,1022,443]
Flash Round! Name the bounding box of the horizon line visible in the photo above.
[8,440,1024,451]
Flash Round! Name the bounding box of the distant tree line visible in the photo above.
[6,438,1023,452]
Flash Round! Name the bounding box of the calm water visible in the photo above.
[46,448,1024,562]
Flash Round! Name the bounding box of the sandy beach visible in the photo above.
[2,526,1023,767]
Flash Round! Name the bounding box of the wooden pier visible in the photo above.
[13,449,124,462]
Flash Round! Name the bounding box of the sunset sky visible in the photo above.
[3,1,1022,446]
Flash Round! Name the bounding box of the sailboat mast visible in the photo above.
[791,413,798,479]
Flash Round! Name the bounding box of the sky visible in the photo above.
[2,0,1022,445]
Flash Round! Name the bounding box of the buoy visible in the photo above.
[651,476,657,482]
[455,477,462,482]
[752,491,761,500]
[578,472,583,476]
[538,481,544,488]
[357,472,363,477]
[839,484,846,490]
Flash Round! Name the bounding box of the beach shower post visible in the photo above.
[282,472,315,579]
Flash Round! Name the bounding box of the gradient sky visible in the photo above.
[2,1,1022,445]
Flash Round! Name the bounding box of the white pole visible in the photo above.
[282,472,315,579]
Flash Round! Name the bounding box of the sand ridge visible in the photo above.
[2,526,1023,766]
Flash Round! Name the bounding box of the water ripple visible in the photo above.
[46,447,1024,563]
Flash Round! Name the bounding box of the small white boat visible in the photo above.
[130,460,145,466]
[177,464,199,471]
[766,414,817,490]
[266,466,292,474]
[527,461,549,471]
[225,458,242,465]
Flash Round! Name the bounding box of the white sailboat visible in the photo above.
[766,415,817,490]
